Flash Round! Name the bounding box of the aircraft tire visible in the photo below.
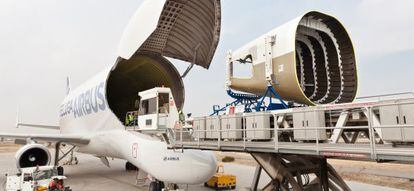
[173,184,179,189]
[158,181,165,190]
[57,166,64,175]
[149,182,158,191]
[149,181,164,191]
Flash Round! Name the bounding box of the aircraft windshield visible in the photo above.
[139,98,157,115]
[158,93,169,114]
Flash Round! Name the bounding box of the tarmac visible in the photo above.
[0,152,406,191]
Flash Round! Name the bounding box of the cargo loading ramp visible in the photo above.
[172,136,414,162]
[169,98,414,190]
[172,98,414,162]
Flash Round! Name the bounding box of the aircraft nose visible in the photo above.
[188,150,217,182]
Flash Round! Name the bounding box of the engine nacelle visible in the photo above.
[15,143,51,170]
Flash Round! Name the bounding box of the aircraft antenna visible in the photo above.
[66,76,71,95]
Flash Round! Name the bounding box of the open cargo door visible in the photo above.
[118,0,221,69]
[106,0,221,123]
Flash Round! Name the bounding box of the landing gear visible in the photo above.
[54,142,78,166]
[148,181,179,191]
[166,183,179,190]
[149,181,165,191]
[125,161,138,171]
[172,184,179,190]
[57,166,64,175]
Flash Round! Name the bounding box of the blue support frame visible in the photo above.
[255,85,288,111]
[211,85,288,115]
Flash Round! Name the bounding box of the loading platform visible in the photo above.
[169,97,414,190]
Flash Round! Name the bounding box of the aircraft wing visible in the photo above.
[17,122,60,130]
[0,133,90,145]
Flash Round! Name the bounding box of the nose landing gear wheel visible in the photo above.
[57,166,64,175]
[172,184,179,189]
[165,183,179,190]
[149,181,164,191]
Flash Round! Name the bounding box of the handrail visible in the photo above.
[172,123,414,161]
[170,99,414,162]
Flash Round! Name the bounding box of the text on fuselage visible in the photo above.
[59,82,107,118]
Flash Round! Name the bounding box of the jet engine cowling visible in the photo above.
[15,143,51,170]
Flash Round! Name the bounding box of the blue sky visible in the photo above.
[0,0,413,132]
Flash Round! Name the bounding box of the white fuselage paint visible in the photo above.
[58,66,217,184]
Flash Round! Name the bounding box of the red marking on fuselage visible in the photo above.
[132,143,138,158]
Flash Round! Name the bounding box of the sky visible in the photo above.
[1,0,414,133]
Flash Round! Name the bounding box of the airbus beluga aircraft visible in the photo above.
[1,0,221,190]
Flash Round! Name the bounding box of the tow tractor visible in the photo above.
[5,166,71,191]
[204,164,236,190]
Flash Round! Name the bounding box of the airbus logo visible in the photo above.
[163,156,180,161]
[59,82,107,118]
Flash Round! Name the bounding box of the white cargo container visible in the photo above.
[245,112,272,140]
[220,114,243,140]
[206,116,221,139]
[192,117,206,140]
[379,99,414,142]
[293,108,327,141]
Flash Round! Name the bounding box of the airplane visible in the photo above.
[0,0,222,190]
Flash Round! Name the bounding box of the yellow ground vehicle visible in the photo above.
[204,164,236,190]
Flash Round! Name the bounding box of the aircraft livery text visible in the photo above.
[59,82,107,118]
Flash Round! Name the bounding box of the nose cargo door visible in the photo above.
[118,0,221,69]
[106,0,221,124]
